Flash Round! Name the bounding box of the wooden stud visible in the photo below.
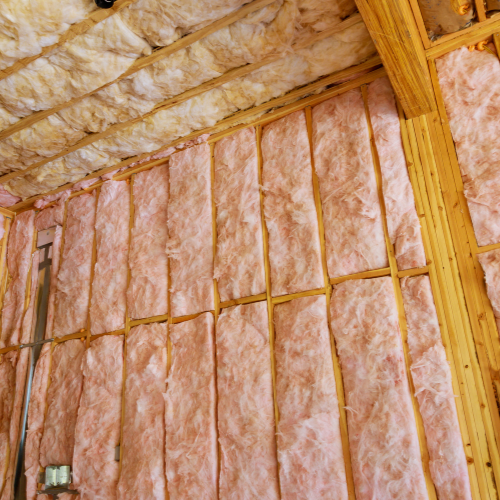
[271,287,327,305]
[330,267,391,285]
[361,84,438,500]
[219,293,267,309]
[406,0,432,49]
[0,0,277,143]
[85,188,99,348]
[0,216,12,315]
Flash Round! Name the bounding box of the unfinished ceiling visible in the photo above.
[0,0,377,202]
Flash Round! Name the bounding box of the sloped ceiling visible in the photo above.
[0,0,377,203]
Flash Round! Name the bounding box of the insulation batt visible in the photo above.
[214,127,266,302]
[118,323,167,500]
[0,216,4,246]
[73,335,123,500]
[165,313,217,500]
[90,181,129,334]
[34,201,65,231]
[53,192,96,337]
[6,22,376,198]
[0,0,96,71]
[401,276,472,500]
[367,77,426,271]
[0,0,297,173]
[25,344,51,500]
[436,47,500,246]
[274,295,347,500]
[168,144,214,317]
[44,226,62,339]
[312,89,387,278]
[478,248,500,332]
[217,302,280,500]
[0,186,20,208]
[0,353,17,496]
[21,251,40,344]
[261,110,323,296]
[127,164,169,319]
[1,348,30,500]
[330,278,428,500]
[39,340,85,467]
[0,210,35,348]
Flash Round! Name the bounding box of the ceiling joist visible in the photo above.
[0,14,364,185]
[0,0,276,143]
[0,0,138,81]
[9,60,385,211]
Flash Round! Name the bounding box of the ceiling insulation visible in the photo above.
[0,0,375,201]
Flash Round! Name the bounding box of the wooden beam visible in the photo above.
[8,61,385,212]
[355,0,436,117]
[426,16,500,58]
[0,0,276,143]
[0,15,363,185]
[0,0,137,81]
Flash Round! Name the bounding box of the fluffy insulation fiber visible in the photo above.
[1,348,29,500]
[45,226,62,339]
[39,340,85,467]
[0,0,96,70]
[217,302,280,500]
[165,314,217,500]
[312,89,387,278]
[168,144,214,317]
[274,295,347,500]
[34,200,64,231]
[0,210,35,348]
[24,344,51,500]
[53,192,96,337]
[0,352,17,496]
[73,335,123,500]
[214,127,266,302]
[401,276,472,500]
[0,0,358,176]
[90,181,129,335]
[6,21,375,199]
[330,278,427,500]
[436,47,500,246]
[478,248,500,332]
[21,251,40,344]
[118,323,167,500]
[127,164,169,319]
[367,77,426,271]
[262,110,323,296]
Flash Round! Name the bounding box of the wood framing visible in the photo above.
[355,0,435,117]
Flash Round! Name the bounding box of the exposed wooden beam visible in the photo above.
[0,0,138,81]
[0,0,276,143]
[9,61,385,211]
[0,15,363,185]
[355,0,436,117]
[426,16,500,58]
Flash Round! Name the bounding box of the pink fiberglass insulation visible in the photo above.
[21,251,40,344]
[73,335,123,500]
[168,144,214,317]
[217,302,279,500]
[165,313,217,500]
[367,77,426,271]
[214,127,266,302]
[90,181,130,335]
[401,276,472,500]
[274,295,347,500]
[25,343,51,500]
[34,202,64,232]
[330,277,427,500]
[1,348,30,500]
[118,323,167,500]
[39,340,85,467]
[127,164,169,320]
[0,352,16,496]
[261,110,323,296]
[312,90,388,278]
[53,192,96,337]
[478,248,500,331]
[436,47,500,246]
[0,215,4,244]
[44,226,62,339]
[1,210,35,348]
